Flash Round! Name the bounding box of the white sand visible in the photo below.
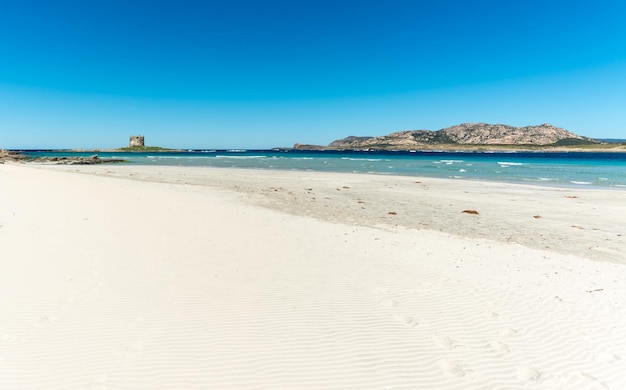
[1,163,625,389]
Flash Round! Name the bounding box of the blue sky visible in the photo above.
[1,0,625,149]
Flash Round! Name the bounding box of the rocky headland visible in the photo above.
[294,123,612,151]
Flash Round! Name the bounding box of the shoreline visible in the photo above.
[2,163,625,389]
[10,148,626,191]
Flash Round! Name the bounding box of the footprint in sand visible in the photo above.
[33,315,58,328]
[574,370,610,388]
[487,340,510,354]
[516,366,542,382]
[393,314,417,327]
[432,334,458,349]
[438,358,466,377]
[499,327,518,336]
[482,310,499,318]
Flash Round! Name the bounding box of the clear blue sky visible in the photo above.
[1,0,625,149]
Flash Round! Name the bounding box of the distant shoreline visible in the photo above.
[6,143,626,154]
[292,143,626,153]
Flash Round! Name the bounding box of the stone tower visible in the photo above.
[129,135,145,147]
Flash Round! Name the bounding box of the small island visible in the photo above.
[115,135,178,152]
[117,146,177,152]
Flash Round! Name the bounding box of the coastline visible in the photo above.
[11,148,626,190]
[1,163,625,389]
[291,143,626,153]
[4,140,626,156]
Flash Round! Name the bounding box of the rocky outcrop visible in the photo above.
[327,130,453,149]
[300,123,597,150]
[440,123,591,145]
[0,151,125,165]
[30,154,126,165]
[292,143,328,151]
[0,150,28,163]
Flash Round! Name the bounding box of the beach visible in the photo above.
[1,163,625,389]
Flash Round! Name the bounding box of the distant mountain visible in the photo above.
[294,123,598,150]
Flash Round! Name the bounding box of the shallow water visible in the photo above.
[22,149,626,189]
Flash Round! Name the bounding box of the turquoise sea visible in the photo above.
[22,149,626,189]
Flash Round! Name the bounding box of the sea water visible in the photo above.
[22,150,626,189]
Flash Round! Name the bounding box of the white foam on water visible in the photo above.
[147,155,212,159]
[215,155,266,159]
[497,162,524,166]
[341,157,385,161]
[440,159,464,164]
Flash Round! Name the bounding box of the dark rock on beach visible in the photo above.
[1,151,125,165]
[0,150,28,163]
[32,154,126,165]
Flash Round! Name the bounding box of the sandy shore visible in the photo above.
[1,163,625,389]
